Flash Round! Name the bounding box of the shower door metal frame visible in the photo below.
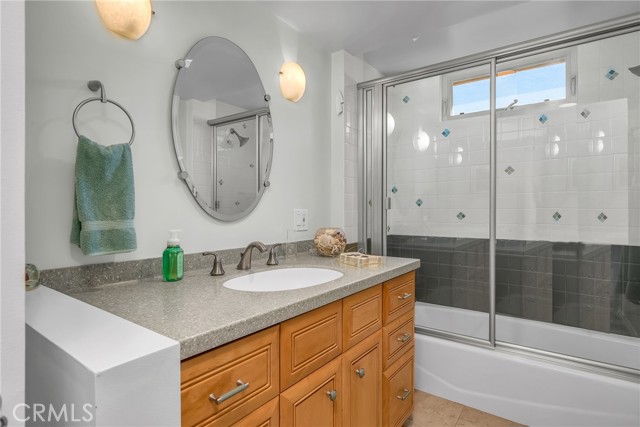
[357,13,640,381]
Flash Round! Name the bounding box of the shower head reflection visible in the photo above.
[230,128,250,147]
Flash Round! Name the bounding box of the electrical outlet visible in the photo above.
[293,209,308,231]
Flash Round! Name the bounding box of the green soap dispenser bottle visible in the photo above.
[163,229,184,282]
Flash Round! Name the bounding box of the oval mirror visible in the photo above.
[172,36,273,221]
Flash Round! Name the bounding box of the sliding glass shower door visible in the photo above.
[494,31,640,370]
[360,25,640,372]
[385,65,492,341]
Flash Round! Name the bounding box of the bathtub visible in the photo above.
[413,302,640,426]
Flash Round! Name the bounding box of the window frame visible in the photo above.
[441,48,577,120]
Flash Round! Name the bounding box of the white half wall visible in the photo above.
[0,0,26,424]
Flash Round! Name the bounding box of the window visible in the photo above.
[443,50,576,117]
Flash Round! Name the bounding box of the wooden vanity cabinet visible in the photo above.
[381,272,415,427]
[341,330,382,427]
[180,270,416,427]
[230,397,279,427]
[180,326,279,427]
[280,356,342,426]
[280,300,342,391]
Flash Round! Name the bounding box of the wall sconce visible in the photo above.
[279,61,306,102]
[95,0,153,40]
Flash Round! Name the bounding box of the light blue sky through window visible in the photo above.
[452,62,566,115]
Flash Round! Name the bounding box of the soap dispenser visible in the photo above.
[163,229,184,282]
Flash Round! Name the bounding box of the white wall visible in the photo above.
[25,1,332,269]
[0,0,26,424]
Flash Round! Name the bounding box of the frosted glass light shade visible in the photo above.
[279,62,306,102]
[95,0,152,40]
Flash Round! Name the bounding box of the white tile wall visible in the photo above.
[386,31,639,246]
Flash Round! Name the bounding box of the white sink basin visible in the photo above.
[223,268,343,292]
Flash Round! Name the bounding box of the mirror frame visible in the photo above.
[171,36,273,222]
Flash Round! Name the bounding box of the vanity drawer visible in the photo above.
[181,326,279,427]
[230,396,279,427]
[382,310,414,370]
[280,300,342,391]
[382,272,415,325]
[383,346,414,427]
[343,284,382,350]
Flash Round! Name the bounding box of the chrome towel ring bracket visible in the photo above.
[72,80,135,145]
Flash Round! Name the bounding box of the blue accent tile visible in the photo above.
[415,198,423,207]
[402,96,410,103]
[581,108,591,119]
[605,69,619,80]
[539,114,548,124]
[504,166,515,175]
[442,128,451,137]
[391,186,398,194]
[598,212,608,223]
[457,212,466,220]
[553,211,562,221]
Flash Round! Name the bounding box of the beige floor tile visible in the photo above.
[405,390,526,427]
[408,390,464,427]
[455,406,525,427]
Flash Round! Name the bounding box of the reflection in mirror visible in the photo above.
[172,36,273,221]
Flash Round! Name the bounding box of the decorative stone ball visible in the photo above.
[314,228,347,257]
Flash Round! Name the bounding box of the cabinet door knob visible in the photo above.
[397,292,412,300]
[397,388,411,401]
[397,333,412,343]
[326,390,337,401]
[355,368,365,378]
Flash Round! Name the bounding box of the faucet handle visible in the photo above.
[203,252,225,276]
[267,244,283,266]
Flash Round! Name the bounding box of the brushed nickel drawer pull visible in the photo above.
[327,390,337,401]
[397,333,411,343]
[397,388,411,401]
[355,368,365,378]
[397,292,412,300]
[209,380,249,404]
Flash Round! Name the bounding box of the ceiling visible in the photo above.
[257,1,640,76]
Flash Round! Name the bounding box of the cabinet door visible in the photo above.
[383,346,414,427]
[230,396,279,427]
[280,356,342,427]
[181,326,279,427]
[280,300,342,391]
[342,330,382,427]
[343,284,382,351]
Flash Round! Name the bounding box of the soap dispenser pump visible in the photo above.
[163,229,184,282]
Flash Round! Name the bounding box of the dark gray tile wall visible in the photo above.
[387,235,640,338]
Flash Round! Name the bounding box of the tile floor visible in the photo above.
[405,390,526,427]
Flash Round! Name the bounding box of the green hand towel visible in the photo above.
[70,135,137,256]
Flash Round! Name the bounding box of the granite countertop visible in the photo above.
[65,254,419,360]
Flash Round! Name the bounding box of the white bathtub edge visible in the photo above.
[414,333,640,427]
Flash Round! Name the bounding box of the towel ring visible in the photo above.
[72,80,135,146]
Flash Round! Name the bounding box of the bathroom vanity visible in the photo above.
[181,271,416,427]
[36,254,418,426]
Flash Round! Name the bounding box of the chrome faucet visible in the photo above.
[237,241,267,270]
